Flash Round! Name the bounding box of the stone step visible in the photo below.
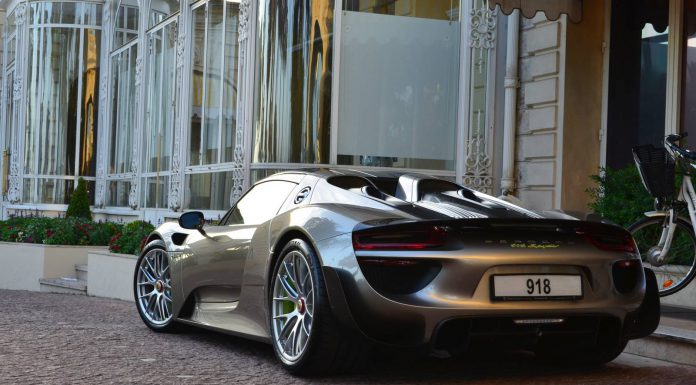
[626,325,696,366]
[75,264,88,282]
[39,277,87,296]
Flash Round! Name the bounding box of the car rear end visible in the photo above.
[321,218,656,354]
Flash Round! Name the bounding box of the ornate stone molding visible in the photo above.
[470,6,497,49]
[168,21,184,211]
[230,0,251,206]
[238,0,250,41]
[129,52,143,209]
[462,136,493,193]
[7,152,21,203]
[14,4,27,26]
[176,34,186,69]
[12,76,22,101]
[134,56,143,86]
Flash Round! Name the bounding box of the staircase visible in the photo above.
[39,264,88,295]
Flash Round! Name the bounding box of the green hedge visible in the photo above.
[0,217,154,255]
[586,166,655,228]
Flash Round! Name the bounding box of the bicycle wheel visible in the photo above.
[628,216,696,296]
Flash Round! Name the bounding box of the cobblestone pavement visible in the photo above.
[1,290,695,385]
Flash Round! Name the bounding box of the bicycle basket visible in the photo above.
[632,145,676,199]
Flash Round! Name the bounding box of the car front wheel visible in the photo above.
[134,240,177,332]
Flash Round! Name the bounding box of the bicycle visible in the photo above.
[628,133,696,296]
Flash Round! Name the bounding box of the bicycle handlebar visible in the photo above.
[665,133,696,160]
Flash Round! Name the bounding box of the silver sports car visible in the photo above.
[134,170,660,375]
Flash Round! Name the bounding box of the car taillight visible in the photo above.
[352,226,447,251]
[576,229,637,253]
[612,259,642,294]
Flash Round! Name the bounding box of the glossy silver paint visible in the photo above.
[145,170,649,346]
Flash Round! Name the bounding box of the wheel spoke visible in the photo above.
[146,257,157,277]
[139,266,156,284]
[278,274,299,299]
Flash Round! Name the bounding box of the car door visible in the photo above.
[183,180,297,303]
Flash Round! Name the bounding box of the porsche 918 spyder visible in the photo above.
[133,170,660,375]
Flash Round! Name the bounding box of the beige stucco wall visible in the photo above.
[88,251,137,302]
[0,243,104,291]
[515,13,565,210]
[561,0,605,215]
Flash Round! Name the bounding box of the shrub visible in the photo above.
[66,177,92,220]
[90,221,123,246]
[109,220,154,255]
[0,216,127,251]
[586,166,655,228]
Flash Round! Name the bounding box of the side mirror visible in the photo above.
[179,211,206,235]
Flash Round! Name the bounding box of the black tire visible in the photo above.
[628,216,696,296]
[134,240,179,332]
[269,238,368,376]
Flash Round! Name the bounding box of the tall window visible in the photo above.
[186,0,239,211]
[253,0,334,165]
[336,0,460,171]
[107,3,138,207]
[2,11,17,200]
[682,0,696,138]
[24,2,102,204]
[607,0,669,169]
[142,15,178,208]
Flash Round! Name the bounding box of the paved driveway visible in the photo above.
[0,290,694,384]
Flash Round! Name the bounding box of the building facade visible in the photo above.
[7,0,683,224]
[0,0,514,223]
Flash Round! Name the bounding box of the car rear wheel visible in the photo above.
[134,240,177,332]
[269,238,368,375]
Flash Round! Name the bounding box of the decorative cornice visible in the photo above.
[470,6,497,50]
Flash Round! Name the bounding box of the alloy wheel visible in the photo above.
[271,250,315,362]
[136,248,173,325]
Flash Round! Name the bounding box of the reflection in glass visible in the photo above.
[227,181,297,225]
[190,5,206,165]
[682,2,696,138]
[222,5,239,163]
[186,172,234,210]
[110,44,137,174]
[142,176,169,208]
[254,0,334,164]
[150,0,180,28]
[145,22,177,173]
[606,0,669,169]
[114,4,139,49]
[107,180,131,207]
[204,1,224,164]
[189,1,239,166]
[25,27,80,176]
[80,29,100,176]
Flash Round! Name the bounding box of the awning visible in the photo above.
[488,0,583,23]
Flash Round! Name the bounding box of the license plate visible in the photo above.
[491,275,582,300]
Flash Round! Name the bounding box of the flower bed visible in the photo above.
[0,217,154,255]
